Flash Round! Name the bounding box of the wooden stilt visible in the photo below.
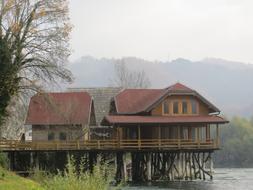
[115,152,124,183]
[8,152,15,171]
[147,153,152,181]
[88,152,97,173]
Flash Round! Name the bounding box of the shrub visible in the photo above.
[32,155,115,190]
[0,152,8,169]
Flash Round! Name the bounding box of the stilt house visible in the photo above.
[102,82,228,150]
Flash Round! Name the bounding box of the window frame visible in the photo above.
[162,100,170,115]
[172,101,179,114]
[182,100,188,114]
[190,99,198,114]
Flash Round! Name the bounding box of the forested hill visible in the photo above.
[68,56,253,118]
[214,116,253,168]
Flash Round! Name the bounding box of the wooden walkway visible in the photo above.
[0,139,218,152]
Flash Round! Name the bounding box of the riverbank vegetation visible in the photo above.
[214,116,253,168]
[32,156,113,190]
[0,156,115,190]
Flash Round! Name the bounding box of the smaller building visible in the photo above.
[25,92,95,141]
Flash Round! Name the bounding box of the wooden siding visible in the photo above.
[151,95,209,116]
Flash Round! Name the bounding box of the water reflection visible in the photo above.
[123,168,253,190]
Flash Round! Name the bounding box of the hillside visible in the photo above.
[68,56,253,117]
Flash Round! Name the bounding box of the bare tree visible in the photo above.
[0,0,73,127]
[112,59,151,88]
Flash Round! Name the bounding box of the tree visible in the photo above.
[112,59,151,88]
[0,0,73,127]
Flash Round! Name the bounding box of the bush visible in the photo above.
[0,152,8,169]
[32,155,115,190]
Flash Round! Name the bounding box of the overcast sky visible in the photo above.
[69,0,253,63]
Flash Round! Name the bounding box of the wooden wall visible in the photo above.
[32,125,89,141]
[151,95,209,116]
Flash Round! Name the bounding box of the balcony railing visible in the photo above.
[0,139,219,151]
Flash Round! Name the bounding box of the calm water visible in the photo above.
[123,168,253,190]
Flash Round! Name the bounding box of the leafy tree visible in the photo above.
[214,116,253,167]
[0,0,72,128]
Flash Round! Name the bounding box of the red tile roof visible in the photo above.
[103,115,228,125]
[115,89,165,114]
[166,82,193,91]
[26,92,92,125]
[114,82,220,114]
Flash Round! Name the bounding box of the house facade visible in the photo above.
[102,83,228,149]
[25,83,228,150]
[25,92,95,141]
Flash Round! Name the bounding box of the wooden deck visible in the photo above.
[0,139,218,152]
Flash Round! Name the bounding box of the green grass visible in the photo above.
[0,167,43,190]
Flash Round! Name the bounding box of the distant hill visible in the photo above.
[67,56,253,117]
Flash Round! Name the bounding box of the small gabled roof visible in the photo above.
[166,82,193,91]
[68,87,121,125]
[26,92,92,125]
[114,83,220,114]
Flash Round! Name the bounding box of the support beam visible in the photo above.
[197,127,200,148]
[123,153,127,181]
[8,152,15,171]
[147,153,152,181]
[117,126,121,148]
[177,126,180,148]
[138,125,141,149]
[115,152,124,183]
[216,124,220,147]
[158,125,161,148]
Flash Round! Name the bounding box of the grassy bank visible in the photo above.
[0,156,115,190]
[0,167,43,190]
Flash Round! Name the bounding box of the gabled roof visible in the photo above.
[114,89,165,114]
[114,83,220,114]
[68,87,121,125]
[102,115,228,125]
[26,92,92,125]
[165,82,193,91]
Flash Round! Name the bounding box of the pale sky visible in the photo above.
[69,0,253,63]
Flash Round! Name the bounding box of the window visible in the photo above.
[191,128,196,140]
[48,132,55,141]
[173,101,179,114]
[182,101,188,114]
[163,100,169,114]
[59,132,67,140]
[191,100,197,114]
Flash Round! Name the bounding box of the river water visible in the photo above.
[123,168,253,190]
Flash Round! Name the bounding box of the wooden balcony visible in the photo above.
[0,139,219,152]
